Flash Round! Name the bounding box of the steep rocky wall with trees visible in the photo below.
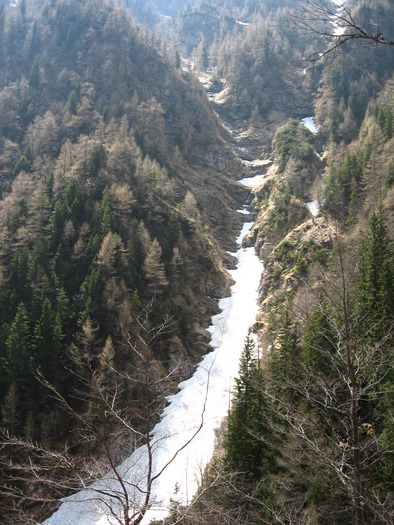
[0,0,393,523]
[0,3,246,514]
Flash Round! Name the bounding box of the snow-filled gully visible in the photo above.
[44,184,263,525]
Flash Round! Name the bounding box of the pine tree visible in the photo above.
[98,335,115,390]
[301,298,337,375]
[169,246,183,293]
[100,186,115,236]
[8,247,30,304]
[226,332,275,481]
[1,382,20,435]
[358,203,393,341]
[33,298,65,384]
[79,266,104,325]
[29,19,40,59]
[49,198,68,249]
[77,316,101,365]
[270,310,300,396]
[97,231,127,276]
[201,44,209,71]
[28,55,40,90]
[356,205,394,500]
[68,90,78,115]
[5,302,31,385]
[236,331,258,401]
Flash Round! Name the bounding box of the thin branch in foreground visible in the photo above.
[286,0,394,63]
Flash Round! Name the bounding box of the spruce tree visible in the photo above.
[301,298,337,376]
[269,310,300,399]
[5,302,31,385]
[226,332,275,481]
[358,203,393,341]
[33,298,65,385]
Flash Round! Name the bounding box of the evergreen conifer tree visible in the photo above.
[5,302,31,385]
[33,298,65,385]
[226,332,275,481]
[358,203,393,341]
[269,310,300,399]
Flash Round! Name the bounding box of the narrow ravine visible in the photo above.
[44,183,263,525]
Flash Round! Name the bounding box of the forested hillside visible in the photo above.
[166,1,393,523]
[0,0,393,524]
[205,92,394,524]
[0,1,248,519]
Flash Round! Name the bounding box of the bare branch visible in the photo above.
[0,312,212,525]
[286,0,394,63]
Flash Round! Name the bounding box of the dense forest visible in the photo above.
[0,1,246,520]
[0,0,245,441]
[0,0,393,524]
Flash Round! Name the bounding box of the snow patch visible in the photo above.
[239,174,266,188]
[210,87,230,105]
[307,200,319,217]
[301,116,319,134]
[331,15,346,36]
[43,221,263,525]
[236,20,250,26]
[330,1,346,36]
[198,72,212,86]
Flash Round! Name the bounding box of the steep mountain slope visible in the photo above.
[0,0,246,464]
[180,80,393,525]
[184,15,393,525]
[0,0,393,523]
[125,0,310,131]
[128,1,393,523]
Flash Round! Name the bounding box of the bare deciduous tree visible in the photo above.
[288,0,394,63]
[0,308,210,525]
[182,229,393,525]
[260,232,394,525]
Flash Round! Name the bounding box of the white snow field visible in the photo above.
[239,174,266,187]
[307,200,319,217]
[44,185,263,525]
[301,116,319,134]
